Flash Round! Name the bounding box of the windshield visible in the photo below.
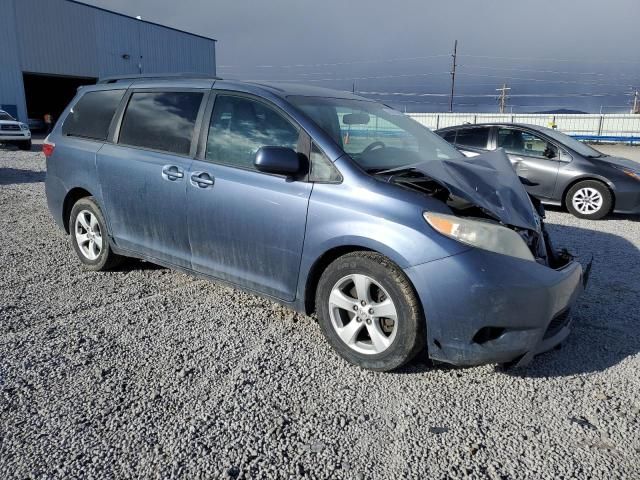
[289,96,462,171]
[0,112,16,121]
[538,126,604,157]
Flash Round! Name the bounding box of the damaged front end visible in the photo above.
[375,149,574,270]
[384,149,589,367]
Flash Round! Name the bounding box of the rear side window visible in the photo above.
[453,128,490,149]
[62,89,125,141]
[118,91,204,155]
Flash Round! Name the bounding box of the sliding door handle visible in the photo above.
[190,171,215,188]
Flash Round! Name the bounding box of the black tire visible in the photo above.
[69,197,122,271]
[565,180,612,220]
[315,251,424,371]
[18,140,32,151]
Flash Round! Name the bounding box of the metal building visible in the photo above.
[0,0,216,124]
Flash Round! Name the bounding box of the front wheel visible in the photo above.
[18,140,32,151]
[315,251,424,371]
[565,180,612,220]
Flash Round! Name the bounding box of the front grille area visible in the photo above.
[1,124,20,131]
[544,309,571,339]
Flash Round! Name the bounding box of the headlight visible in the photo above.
[19,123,29,131]
[424,212,535,262]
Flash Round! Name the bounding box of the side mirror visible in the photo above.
[254,146,304,176]
[544,144,558,159]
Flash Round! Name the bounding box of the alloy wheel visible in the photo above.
[572,187,603,215]
[74,210,103,260]
[328,274,398,355]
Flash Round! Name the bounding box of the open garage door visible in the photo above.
[22,73,97,130]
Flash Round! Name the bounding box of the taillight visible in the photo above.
[43,140,55,158]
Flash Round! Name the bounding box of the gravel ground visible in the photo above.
[1,147,639,479]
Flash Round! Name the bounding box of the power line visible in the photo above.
[358,90,625,98]
[458,54,640,66]
[457,64,640,80]
[244,71,451,83]
[218,53,451,70]
[456,72,636,88]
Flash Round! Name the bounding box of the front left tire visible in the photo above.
[69,197,122,271]
[315,251,425,371]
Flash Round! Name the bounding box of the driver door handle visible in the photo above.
[162,165,184,181]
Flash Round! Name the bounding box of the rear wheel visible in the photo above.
[315,251,424,371]
[69,197,122,271]
[565,180,612,219]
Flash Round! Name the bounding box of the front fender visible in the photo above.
[294,175,471,310]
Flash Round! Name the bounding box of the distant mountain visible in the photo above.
[534,108,589,114]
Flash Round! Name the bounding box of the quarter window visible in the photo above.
[62,89,125,141]
[206,95,300,170]
[441,130,457,144]
[118,91,204,155]
[309,143,341,182]
[453,128,490,149]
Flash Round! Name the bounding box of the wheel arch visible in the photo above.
[303,245,373,315]
[62,187,93,233]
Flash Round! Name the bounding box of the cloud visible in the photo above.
[81,0,640,112]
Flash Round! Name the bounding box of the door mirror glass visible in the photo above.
[254,146,304,176]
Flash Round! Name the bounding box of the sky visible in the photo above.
[82,0,640,113]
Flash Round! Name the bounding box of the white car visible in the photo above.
[0,110,31,150]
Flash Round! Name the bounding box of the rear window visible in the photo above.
[118,91,204,156]
[62,89,125,141]
[453,128,490,149]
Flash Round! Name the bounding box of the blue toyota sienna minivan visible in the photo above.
[45,75,587,371]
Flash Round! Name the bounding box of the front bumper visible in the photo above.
[612,187,640,214]
[0,132,31,141]
[404,248,585,367]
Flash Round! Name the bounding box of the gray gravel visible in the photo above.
[1,146,639,479]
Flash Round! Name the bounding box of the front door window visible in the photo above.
[497,128,557,159]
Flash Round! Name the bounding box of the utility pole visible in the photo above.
[449,40,457,113]
[496,83,511,113]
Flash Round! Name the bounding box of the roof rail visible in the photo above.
[97,73,222,84]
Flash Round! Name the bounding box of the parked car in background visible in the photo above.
[0,109,31,150]
[28,117,46,132]
[436,123,640,219]
[45,76,587,371]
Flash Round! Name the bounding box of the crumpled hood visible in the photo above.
[385,149,540,231]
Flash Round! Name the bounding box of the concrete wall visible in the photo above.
[0,0,216,121]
